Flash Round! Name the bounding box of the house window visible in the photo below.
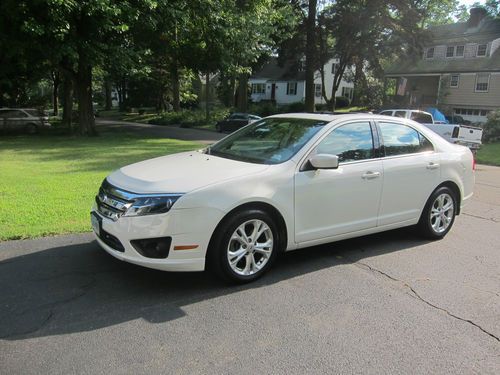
[426,47,434,59]
[341,87,353,101]
[446,46,455,58]
[477,44,487,57]
[314,83,322,97]
[331,63,338,75]
[251,83,266,94]
[475,73,490,92]
[450,74,460,88]
[286,82,297,95]
[456,45,464,57]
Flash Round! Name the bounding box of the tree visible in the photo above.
[304,0,317,112]
[317,0,431,111]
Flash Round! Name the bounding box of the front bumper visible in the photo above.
[91,206,225,272]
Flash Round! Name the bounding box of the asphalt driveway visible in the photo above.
[1,165,499,374]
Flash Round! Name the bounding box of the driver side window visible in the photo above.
[316,122,374,163]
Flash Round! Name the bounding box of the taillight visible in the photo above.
[472,157,476,171]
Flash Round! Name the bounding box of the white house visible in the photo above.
[249,58,354,106]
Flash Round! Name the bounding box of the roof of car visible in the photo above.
[269,112,378,122]
[0,108,36,111]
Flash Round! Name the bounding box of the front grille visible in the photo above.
[95,179,133,221]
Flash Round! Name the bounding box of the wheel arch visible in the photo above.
[435,180,462,215]
[206,201,288,264]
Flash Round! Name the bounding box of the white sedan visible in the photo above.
[91,113,474,283]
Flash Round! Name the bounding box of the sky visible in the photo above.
[460,0,485,6]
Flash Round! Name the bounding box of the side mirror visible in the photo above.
[309,154,339,169]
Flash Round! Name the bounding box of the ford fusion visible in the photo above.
[91,113,474,283]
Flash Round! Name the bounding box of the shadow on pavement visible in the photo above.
[0,228,428,340]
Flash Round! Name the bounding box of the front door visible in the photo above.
[294,121,383,243]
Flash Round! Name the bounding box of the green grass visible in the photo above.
[0,132,201,241]
[476,142,500,166]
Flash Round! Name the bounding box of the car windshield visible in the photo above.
[208,117,327,164]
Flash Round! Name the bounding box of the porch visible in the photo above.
[385,75,440,108]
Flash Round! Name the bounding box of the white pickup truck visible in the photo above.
[379,109,483,151]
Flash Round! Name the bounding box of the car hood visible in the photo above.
[107,151,269,193]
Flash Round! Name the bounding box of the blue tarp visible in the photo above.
[425,107,449,124]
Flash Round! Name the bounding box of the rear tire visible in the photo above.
[208,209,280,283]
[418,186,457,240]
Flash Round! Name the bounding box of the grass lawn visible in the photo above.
[476,142,500,166]
[0,132,201,241]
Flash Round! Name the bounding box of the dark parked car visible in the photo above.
[216,113,262,132]
[0,108,51,134]
[445,115,471,125]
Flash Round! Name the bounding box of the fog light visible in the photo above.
[130,237,172,259]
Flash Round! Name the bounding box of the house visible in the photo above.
[385,7,500,123]
[249,57,354,106]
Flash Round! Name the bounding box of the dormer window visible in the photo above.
[477,44,487,57]
[456,45,464,57]
[426,47,435,59]
[446,46,454,58]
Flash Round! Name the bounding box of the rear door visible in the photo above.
[6,110,28,130]
[377,120,440,226]
[294,120,383,243]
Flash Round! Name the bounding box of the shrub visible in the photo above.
[148,107,230,129]
[335,96,350,108]
[248,101,279,117]
[483,110,500,143]
[315,103,330,112]
[284,102,307,113]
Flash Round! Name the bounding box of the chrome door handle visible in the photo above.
[362,171,381,180]
[426,162,440,170]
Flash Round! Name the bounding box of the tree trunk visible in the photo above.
[305,0,317,112]
[61,74,73,131]
[205,72,210,121]
[76,62,96,136]
[230,75,236,107]
[172,62,180,112]
[104,80,112,110]
[237,74,248,112]
[351,58,365,106]
[52,70,60,116]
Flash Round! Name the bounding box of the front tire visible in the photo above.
[208,209,280,283]
[418,186,457,240]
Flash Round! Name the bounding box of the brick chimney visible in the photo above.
[468,7,488,27]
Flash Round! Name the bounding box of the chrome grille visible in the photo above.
[95,180,133,221]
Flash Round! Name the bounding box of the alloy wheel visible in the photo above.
[430,193,454,233]
[227,219,274,276]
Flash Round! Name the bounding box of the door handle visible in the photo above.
[426,162,440,170]
[362,171,381,180]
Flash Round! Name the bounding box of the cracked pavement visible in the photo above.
[1,165,499,374]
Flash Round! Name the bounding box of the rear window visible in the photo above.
[379,122,433,156]
[410,112,433,124]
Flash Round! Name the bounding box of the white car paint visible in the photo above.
[92,113,474,273]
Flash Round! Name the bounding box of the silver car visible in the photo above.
[0,108,51,134]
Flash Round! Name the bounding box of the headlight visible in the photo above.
[123,195,182,217]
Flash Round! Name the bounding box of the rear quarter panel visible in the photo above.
[439,145,474,208]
